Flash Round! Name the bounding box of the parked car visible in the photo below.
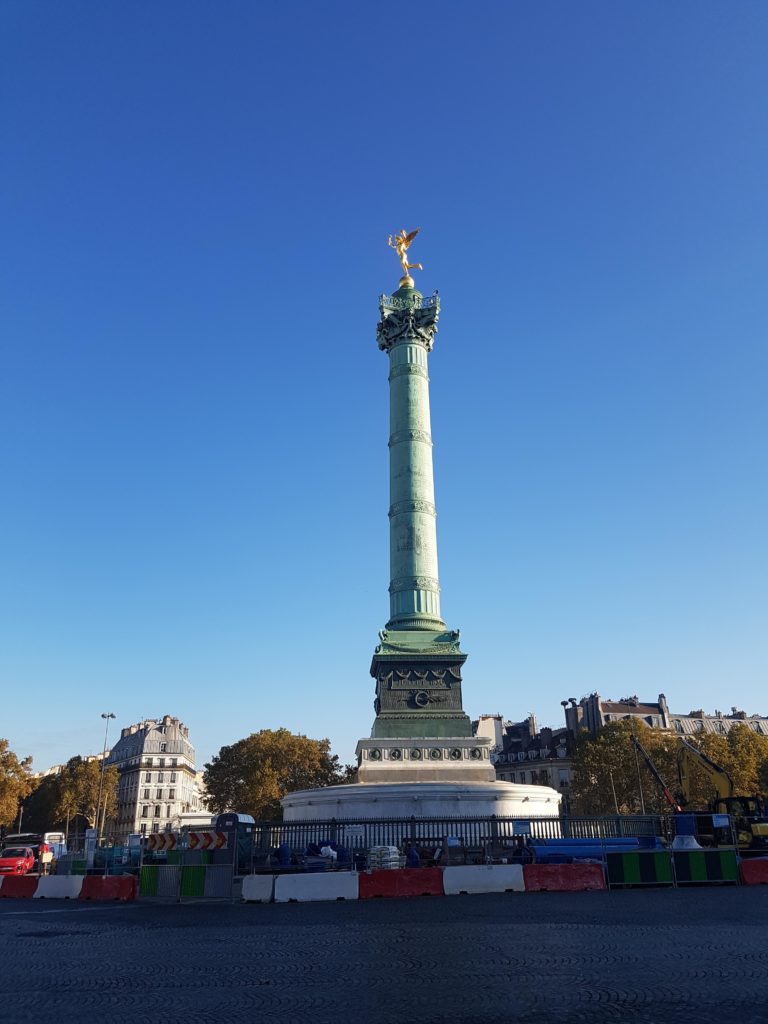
[0,847,35,875]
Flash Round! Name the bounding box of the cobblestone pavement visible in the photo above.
[1,888,767,1024]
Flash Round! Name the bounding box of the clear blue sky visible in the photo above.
[2,2,766,773]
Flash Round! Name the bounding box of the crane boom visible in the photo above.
[676,737,735,804]
[631,735,683,813]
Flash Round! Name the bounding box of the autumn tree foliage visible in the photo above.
[571,719,768,816]
[0,739,33,829]
[203,728,354,821]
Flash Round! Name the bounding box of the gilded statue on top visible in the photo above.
[388,228,423,283]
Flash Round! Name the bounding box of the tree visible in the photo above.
[203,728,354,821]
[0,739,33,830]
[571,718,768,816]
[18,756,119,835]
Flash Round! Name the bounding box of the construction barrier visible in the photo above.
[0,876,39,899]
[179,866,206,898]
[523,863,606,892]
[673,850,738,886]
[739,859,768,886]
[80,875,138,901]
[139,865,180,898]
[34,876,84,899]
[606,851,674,888]
[242,875,275,903]
[274,871,359,903]
[443,864,524,895]
[359,867,444,899]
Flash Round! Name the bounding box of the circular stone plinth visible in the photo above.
[281,780,561,821]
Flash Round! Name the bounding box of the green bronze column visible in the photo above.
[364,231,475,749]
[378,282,445,631]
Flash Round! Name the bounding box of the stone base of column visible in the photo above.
[369,628,473,740]
[356,736,496,784]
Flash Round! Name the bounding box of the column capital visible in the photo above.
[377,291,440,353]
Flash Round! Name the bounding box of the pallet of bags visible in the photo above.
[366,846,400,870]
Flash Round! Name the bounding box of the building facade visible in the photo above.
[487,714,575,808]
[106,716,204,836]
[563,693,768,739]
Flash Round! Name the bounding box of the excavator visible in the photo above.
[631,734,768,854]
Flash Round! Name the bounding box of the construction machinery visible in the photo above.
[631,735,683,813]
[675,737,768,852]
[633,734,768,853]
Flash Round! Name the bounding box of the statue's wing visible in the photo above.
[403,228,420,249]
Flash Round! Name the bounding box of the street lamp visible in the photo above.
[95,712,116,839]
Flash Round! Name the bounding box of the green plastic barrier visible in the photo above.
[139,865,159,897]
[673,850,738,885]
[180,865,206,897]
[606,851,674,887]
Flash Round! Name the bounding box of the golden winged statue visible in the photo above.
[388,228,423,283]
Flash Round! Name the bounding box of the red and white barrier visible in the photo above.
[523,863,606,892]
[0,874,138,901]
[0,876,39,899]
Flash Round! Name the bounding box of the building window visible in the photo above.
[169,789,175,799]
[156,789,163,799]
[171,758,177,767]
[143,789,150,800]
[152,823,159,833]
[145,772,152,783]
[716,721,726,734]
[674,720,683,733]
[166,805,172,817]
[559,769,569,786]
[160,743,167,752]
[154,806,161,817]
[141,806,149,818]
[158,772,164,783]
[170,772,177,783]
[159,758,166,767]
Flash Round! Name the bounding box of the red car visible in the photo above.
[0,846,35,875]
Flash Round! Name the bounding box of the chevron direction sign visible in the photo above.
[187,830,228,851]
[146,832,178,852]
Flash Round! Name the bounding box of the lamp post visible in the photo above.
[95,712,116,839]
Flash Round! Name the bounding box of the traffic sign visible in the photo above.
[187,830,228,851]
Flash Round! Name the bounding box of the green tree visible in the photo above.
[21,756,119,834]
[19,774,61,833]
[203,728,354,821]
[0,739,33,829]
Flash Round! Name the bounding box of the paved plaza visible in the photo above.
[1,888,767,1023]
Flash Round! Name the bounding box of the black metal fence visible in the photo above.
[249,813,674,856]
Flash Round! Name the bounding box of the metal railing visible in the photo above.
[248,813,674,859]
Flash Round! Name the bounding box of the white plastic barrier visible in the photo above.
[443,864,524,895]
[33,876,84,899]
[274,871,359,903]
[241,875,275,903]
